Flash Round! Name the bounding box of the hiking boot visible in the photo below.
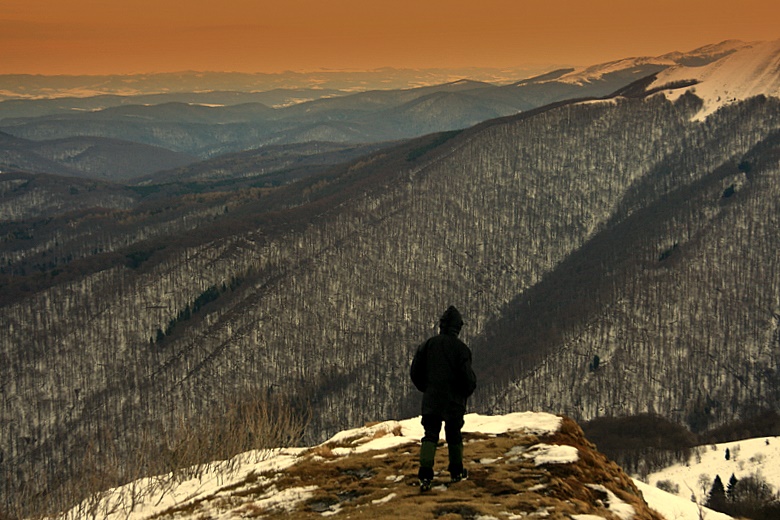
[450,468,468,483]
[419,478,433,492]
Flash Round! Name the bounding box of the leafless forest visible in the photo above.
[2,91,780,513]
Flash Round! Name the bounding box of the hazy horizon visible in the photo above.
[2,0,779,76]
[0,65,565,100]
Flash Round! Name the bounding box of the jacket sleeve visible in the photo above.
[410,342,427,392]
[459,347,477,398]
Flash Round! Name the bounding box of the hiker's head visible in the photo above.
[439,306,464,335]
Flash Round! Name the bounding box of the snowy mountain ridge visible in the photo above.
[551,39,752,86]
[48,412,748,520]
[552,39,780,121]
[650,39,780,119]
[657,40,749,66]
[555,56,676,86]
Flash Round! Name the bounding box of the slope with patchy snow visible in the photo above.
[52,412,680,520]
[634,481,733,520]
[649,39,780,119]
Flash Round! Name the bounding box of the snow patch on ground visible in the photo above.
[250,484,319,514]
[634,480,733,520]
[587,484,634,520]
[371,492,396,504]
[464,411,562,436]
[53,448,306,520]
[327,411,562,457]
[525,443,579,466]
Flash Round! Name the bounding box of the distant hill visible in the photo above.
[0,132,196,181]
[0,67,554,100]
[0,89,347,119]
[0,46,729,164]
[0,170,139,221]
[0,81,521,158]
[1,130,81,176]
[137,141,395,188]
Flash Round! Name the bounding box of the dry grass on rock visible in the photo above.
[150,416,665,520]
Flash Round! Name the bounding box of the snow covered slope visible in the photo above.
[635,481,733,520]
[657,40,749,67]
[649,39,780,119]
[555,56,676,86]
[646,436,780,507]
[552,39,750,87]
[552,39,780,121]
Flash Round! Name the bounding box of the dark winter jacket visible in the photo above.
[410,307,477,419]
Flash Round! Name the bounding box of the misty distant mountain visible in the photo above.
[1,42,752,173]
[0,131,195,181]
[0,89,346,120]
[89,101,276,124]
[2,40,780,515]
[0,170,139,221]
[275,79,495,117]
[137,140,395,188]
[0,67,555,100]
[0,131,81,177]
[0,80,512,159]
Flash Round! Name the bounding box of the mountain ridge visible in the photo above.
[650,39,780,119]
[5,42,760,165]
[0,132,196,181]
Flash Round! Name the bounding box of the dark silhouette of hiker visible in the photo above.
[410,305,477,490]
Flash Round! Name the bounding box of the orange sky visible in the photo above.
[1,0,779,75]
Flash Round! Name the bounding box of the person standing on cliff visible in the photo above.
[410,305,477,491]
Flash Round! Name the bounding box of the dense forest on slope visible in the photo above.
[2,88,780,514]
[477,96,780,432]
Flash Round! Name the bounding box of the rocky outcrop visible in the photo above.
[98,413,664,520]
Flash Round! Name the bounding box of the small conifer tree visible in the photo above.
[705,475,727,512]
[727,473,738,501]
